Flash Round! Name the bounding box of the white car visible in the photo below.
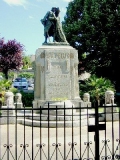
[13,78,28,90]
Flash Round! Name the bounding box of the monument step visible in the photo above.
[42,110,78,115]
[17,118,88,128]
[27,113,88,121]
[19,110,32,114]
[17,112,88,121]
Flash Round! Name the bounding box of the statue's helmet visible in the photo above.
[51,7,56,12]
[57,7,60,12]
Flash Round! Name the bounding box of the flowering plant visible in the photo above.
[52,97,68,101]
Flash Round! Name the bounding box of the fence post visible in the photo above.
[95,102,99,160]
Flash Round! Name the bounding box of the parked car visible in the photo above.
[27,78,34,88]
[13,77,28,90]
[27,80,32,87]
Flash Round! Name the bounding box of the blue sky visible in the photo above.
[0,0,71,55]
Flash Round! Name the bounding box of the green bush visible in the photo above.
[18,72,34,79]
[9,87,18,95]
[80,74,115,105]
[0,79,12,91]
[20,91,34,107]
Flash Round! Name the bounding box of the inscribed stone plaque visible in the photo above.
[45,51,71,100]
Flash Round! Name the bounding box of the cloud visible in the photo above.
[3,0,27,7]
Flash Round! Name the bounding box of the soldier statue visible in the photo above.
[41,7,68,44]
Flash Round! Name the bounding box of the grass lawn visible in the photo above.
[92,106,120,113]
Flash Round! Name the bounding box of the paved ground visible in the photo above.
[0,121,120,160]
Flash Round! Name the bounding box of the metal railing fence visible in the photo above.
[0,103,120,160]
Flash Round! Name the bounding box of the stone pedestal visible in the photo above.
[30,45,89,127]
[1,106,15,124]
[23,100,88,127]
[0,91,15,124]
[102,90,119,122]
[14,93,23,109]
[33,45,81,108]
[78,101,91,114]
[103,104,119,121]
[14,103,23,108]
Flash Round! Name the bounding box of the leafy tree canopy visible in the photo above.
[63,0,120,88]
[18,72,34,79]
[22,55,32,69]
[0,38,24,79]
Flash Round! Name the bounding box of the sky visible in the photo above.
[0,0,72,55]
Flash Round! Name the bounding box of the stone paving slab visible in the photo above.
[0,121,120,159]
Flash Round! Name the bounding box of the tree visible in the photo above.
[18,72,34,79]
[22,55,32,69]
[0,38,24,79]
[63,0,120,88]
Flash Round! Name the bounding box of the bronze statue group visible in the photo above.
[41,7,68,44]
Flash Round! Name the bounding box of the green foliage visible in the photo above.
[80,75,115,104]
[8,71,15,80]
[0,38,24,79]
[20,91,34,107]
[32,61,35,70]
[0,79,12,92]
[22,56,32,69]
[63,0,120,88]
[0,91,5,105]
[0,79,13,105]
[0,72,4,78]
[9,87,18,95]
[18,72,34,79]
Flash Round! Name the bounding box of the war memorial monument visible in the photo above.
[32,7,87,127]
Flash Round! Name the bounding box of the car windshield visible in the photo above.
[14,78,27,82]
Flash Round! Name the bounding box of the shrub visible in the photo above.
[0,79,12,105]
[20,91,34,107]
[80,74,115,105]
[9,87,18,95]
[18,72,34,79]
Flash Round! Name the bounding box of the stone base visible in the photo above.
[102,104,119,121]
[17,112,88,128]
[0,105,15,124]
[33,99,82,110]
[14,103,23,108]
[18,100,89,128]
[80,101,91,108]
[33,99,46,109]
[105,113,119,121]
[43,42,69,46]
[42,100,79,115]
[18,119,87,128]
[0,116,15,124]
[1,105,15,116]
